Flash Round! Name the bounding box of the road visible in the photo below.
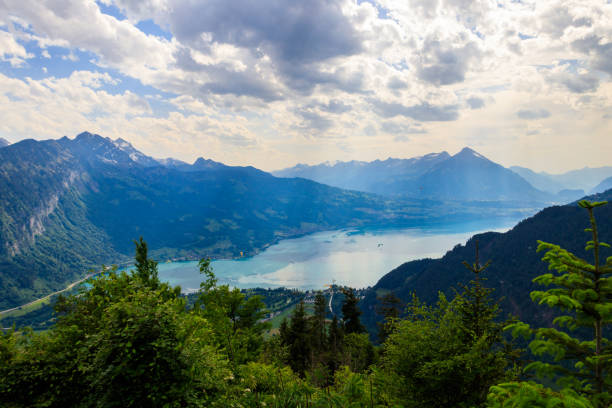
[0,272,95,316]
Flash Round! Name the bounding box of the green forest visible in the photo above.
[1,200,611,407]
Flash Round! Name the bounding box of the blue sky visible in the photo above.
[0,0,611,172]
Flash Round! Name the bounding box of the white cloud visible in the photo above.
[0,29,33,66]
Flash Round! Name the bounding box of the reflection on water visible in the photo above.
[157,219,519,292]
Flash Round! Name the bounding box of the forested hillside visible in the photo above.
[361,188,612,338]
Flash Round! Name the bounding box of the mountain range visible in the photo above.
[0,138,9,147]
[2,132,534,309]
[274,148,607,202]
[509,165,612,195]
[360,188,612,339]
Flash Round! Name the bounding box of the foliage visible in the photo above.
[379,258,518,408]
[195,258,269,366]
[488,382,594,408]
[376,291,403,343]
[501,200,612,407]
[0,240,228,407]
[341,287,365,334]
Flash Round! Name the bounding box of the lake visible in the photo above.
[155,218,521,293]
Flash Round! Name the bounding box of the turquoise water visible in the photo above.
[153,218,520,293]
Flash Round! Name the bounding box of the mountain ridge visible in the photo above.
[510,165,612,194]
[274,147,550,202]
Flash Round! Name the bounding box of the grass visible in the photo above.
[0,296,53,321]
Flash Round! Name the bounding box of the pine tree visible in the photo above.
[455,240,498,341]
[341,288,365,334]
[376,292,402,342]
[453,240,517,405]
[327,314,344,373]
[285,301,311,377]
[503,200,612,407]
[312,291,327,351]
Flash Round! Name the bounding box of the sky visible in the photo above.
[0,0,611,173]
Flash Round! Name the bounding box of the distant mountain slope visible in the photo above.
[4,132,525,309]
[273,152,451,195]
[511,165,612,194]
[0,137,9,147]
[413,147,548,201]
[360,188,612,339]
[509,166,567,193]
[591,176,612,194]
[275,148,549,202]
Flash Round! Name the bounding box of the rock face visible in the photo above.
[275,148,549,202]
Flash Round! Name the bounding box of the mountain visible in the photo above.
[156,157,191,170]
[111,137,160,167]
[591,176,612,194]
[509,166,567,193]
[273,152,451,196]
[0,137,9,147]
[410,147,548,201]
[360,188,612,339]
[275,148,549,202]
[511,165,612,194]
[4,132,527,310]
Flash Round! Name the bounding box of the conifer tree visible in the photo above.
[376,292,403,342]
[327,314,344,373]
[455,240,498,341]
[312,291,327,351]
[285,301,311,377]
[501,200,612,407]
[341,288,365,334]
[453,241,516,404]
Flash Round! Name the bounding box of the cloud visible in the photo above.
[516,109,551,120]
[466,96,485,109]
[416,37,481,86]
[0,29,33,66]
[550,71,600,93]
[173,47,283,101]
[162,0,363,65]
[571,35,612,76]
[387,76,407,91]
[293,109,334,132]
[381,121,426,135]
[370,99,459,121]
[2,0,174,75]
[318,99,351,114]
